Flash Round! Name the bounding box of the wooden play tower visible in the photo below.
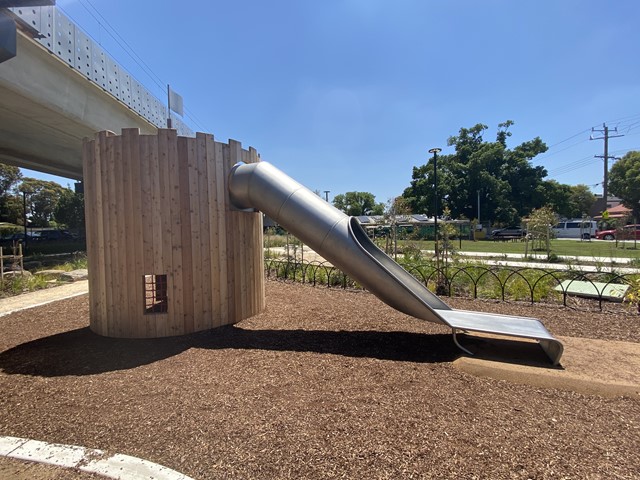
[82,128,265,338]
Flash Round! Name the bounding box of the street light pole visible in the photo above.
[429,147,443,293]
[428,148,442,249]
[22,191,27,249]
[324,190,330,202]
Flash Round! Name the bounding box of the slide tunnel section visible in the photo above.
[228,161,563,365]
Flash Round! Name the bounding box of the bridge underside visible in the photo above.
[0,30,157,180]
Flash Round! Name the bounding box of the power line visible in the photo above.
[622,121,640,134]
[548,155,599,176]
[545,128,592,150]
[538,117,640,166]
[536,137,590,161]
[81,0,211,132]
[606,112,640,125]
[536,125,618,181]
[60,2,210,133]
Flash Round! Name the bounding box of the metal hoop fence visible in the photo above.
[264,258,640,311]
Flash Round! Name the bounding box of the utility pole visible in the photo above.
[590,123,623,205]
[323,190,330,202]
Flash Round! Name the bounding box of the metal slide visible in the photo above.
[229,162,563,365]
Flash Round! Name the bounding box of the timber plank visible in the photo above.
[121,128,139,336]
[249,146,264,314]
[82,137,101,332]
[166,129,184,334]
[230,140,247,322]
[148,133,168,336]
[209,137,226,327]
[157,130,175,334]
[138,135,157,338]
[177,137,195,333]
[222,143,237,323]
[196,133,213,329]
[102,131,117,336]
[94,133,107,333]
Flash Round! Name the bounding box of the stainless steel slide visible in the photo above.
[229,161,563,365]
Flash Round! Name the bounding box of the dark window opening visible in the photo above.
[144,274,168,314]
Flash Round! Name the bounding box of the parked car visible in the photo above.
[553,219,597,240]
[595,224,640,241]
[0,232,37,245]
[32,229,76,241]
[491,227,526,239]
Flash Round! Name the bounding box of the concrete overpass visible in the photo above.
[0,5,192,180]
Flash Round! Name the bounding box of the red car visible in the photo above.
[595,224,640,240]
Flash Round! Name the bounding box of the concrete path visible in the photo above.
[0,280,89,318]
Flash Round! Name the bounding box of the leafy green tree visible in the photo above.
[0,163,23,223]
[609,151,640,219]
[19,178,66,227]
[2,195,24,225]
[541,181,595,219]
[402,122,548,225]
[541,180,571,217]
[567,184,596,219]
[333,191,384,216]
[54,189,85,230]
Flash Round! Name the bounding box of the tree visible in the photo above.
[332,191,384,216]
[542,181,595,219]
[567,184,596,219]
[0,163,23,223]
[402,122,548,226]
[609,151,640,219]
[383,196,412,257]
[19,178,66,227]
[54,188,85,230]
[526,205,557,259]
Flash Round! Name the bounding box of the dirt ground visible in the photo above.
[0,280,639,479]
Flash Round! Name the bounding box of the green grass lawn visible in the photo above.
[395,238,640,261]
[268,232,640,262]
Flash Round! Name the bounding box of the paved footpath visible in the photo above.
[0,280,88,317]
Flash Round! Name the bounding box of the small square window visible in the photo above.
[143,274,168,314]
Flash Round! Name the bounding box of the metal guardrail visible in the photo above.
[8,5,193,137]
[266,258,639,312]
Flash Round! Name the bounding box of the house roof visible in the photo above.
[594,203,632,219]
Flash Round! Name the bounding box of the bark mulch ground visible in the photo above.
[0,280,639,479]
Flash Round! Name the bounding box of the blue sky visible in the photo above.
[33,0,640,205]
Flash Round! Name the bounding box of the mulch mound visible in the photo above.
[0,280,639,479]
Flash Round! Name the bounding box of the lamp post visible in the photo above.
[429,147,443,293]
[428,148,442,249]
[22,191,27,249]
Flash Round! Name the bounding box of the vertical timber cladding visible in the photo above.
[82,129,265,338]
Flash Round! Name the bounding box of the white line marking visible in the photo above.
[0,436,194,479]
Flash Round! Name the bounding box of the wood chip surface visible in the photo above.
[0,280,638,479]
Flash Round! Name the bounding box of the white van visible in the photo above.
[553,219,597,239]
